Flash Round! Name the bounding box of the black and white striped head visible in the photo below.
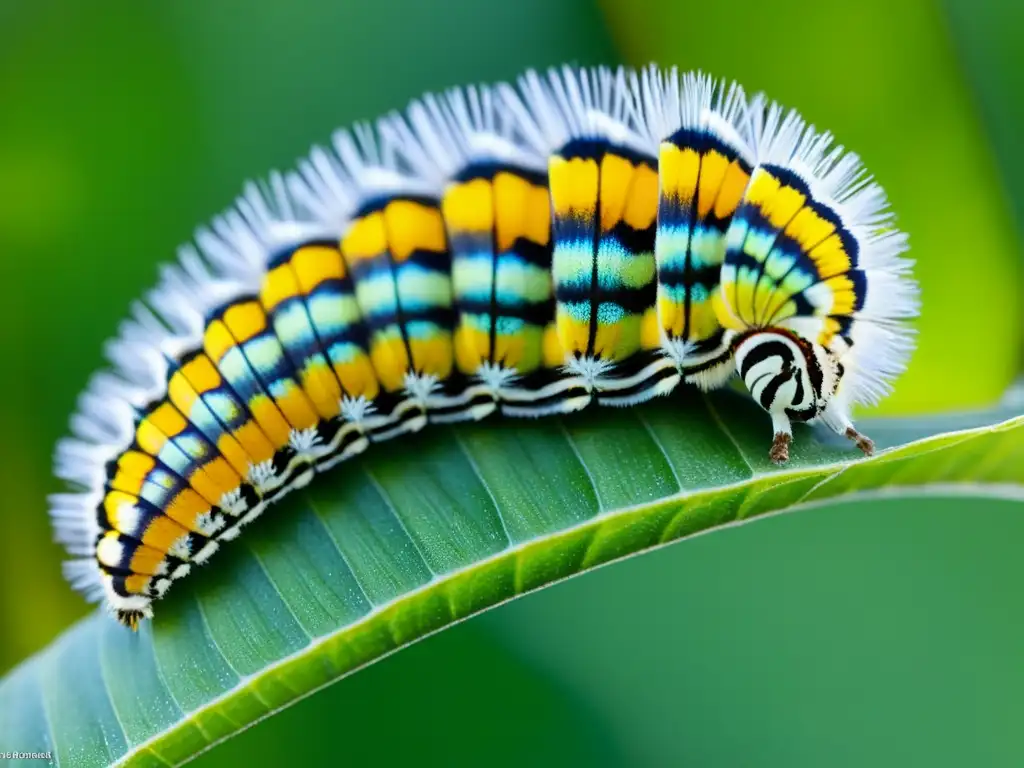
[732,329,872,464]
[735,329,839,424]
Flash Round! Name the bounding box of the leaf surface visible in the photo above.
[1,390,1021,767]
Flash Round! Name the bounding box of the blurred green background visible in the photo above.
[0,0,1021,765]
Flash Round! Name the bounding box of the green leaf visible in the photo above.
[2,391,1021,767]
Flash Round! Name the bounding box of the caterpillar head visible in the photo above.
[733,329,872,464]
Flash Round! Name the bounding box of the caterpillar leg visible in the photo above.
[844,425,875,457]
[821,400,875,457]
[768,411,792,465]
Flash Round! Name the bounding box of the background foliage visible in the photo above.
[0,0,1020,765]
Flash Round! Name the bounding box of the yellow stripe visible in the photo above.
[765,184,806,230]
[825,274,857,315]
[146,402,188,437]
[343,212,388,262]
[454,324,490,375]
[369,329,411,392]
[549,156,598,218]
[167,372,198,414]
[167,364,256,477]
[203,321,236,364]
[623,163,658,231]
[119,451,156,479]
[713,289,744,332]
[110,467,147,497]
[103,491,140,530]
[556,313,590,358]
[443,179,493,235]
[129,542,169,577]
[139,515,191,557]
[494,172,551,251]
[785,206,833,253]
[689,299,721,342]
[808,233,851,280]
[164,488,211,533]
[300,360,342,419]
[384,200,447,262]
[125,573,152,595]
[745,170,780,208]
[658,292,686,337]
[181,355,222,394]
[229,422,275,465]
[592,315,642,362]
[292,245,346,292]
[409,337,453,379]
[819,316,842,346]
[715,162,750,219]
[752,278,777,324]
[542,323,564,368]
[223,301,268,344]
[659,143,699,203]
[274,384,320,430]
[195,456,241,496]
[640,307,660,350]
[214,432,258,477]
[260,265,301,311]
[598,154,632,233]
[334,356,380,402]
[135,421,168,456]
[696,150,729,218]
[496,326,544,373]
[502,172,551,250]
[248,395,292,449]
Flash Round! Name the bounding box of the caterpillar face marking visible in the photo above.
[50,65,918,627]
[734,329,869,464]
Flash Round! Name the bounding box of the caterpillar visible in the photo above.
[50,65,919,629]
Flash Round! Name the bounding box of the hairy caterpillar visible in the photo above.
[50,65,918,628]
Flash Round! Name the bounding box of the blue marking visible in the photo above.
[494,316,526,336]
[562,301,591,323]
[202,390,245,430]
[596,302,626,325]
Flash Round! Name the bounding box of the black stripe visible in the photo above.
[558,138,655,167]
[267,238,340,270]
[448,231,493,254]
[348,248,451,278]
[606,219,656,256]
[759,365,794,410]
[511,238,554,269]
[450,236,553,271]
[314,417,365,452]
[739,339,794,381]
[354,193,440,219]
[786,404,818,423]
[401,248,452,273]
[204,293,259,325]
[803,343,824,403]
[693,328,731,356]
[555,284,655,315]
[658,263,720,288]
[597,363,679,406]
[455,298,555,326]
[792,370,805,408]
[454,162,547,187]
[667,128,752,173]
[361,306,455,333]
